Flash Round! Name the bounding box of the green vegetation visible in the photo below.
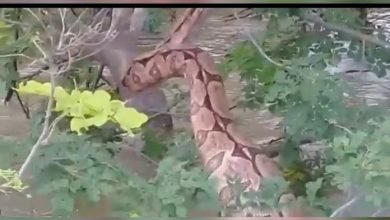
[0,7,389,217]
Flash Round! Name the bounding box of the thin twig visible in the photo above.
[66,8,88,36]
[23,8,46,31]
[41,113,66,145]
[32,38,46,59]
[70,8,79,17]
[233,11,284,67]
[92,64,105,92]
[333,123,353,134]
[0,53,35,60]
[330,195,361,217]
[14,89,30,119]
[57,49,72,75]
[372,208,386,217]
[17,26,58,178]
[57,8,67,49]
[0,18,28,28]
[73,31,118,62]
[91,7,115,92]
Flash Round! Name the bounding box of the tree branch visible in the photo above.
[18,65,57,178]
[330,195,361,217]
[233,11,284,67]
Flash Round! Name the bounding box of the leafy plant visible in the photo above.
[220,8,390,215]
[16,80,148,135]
[0,169,27,194]
[1,7,390,218]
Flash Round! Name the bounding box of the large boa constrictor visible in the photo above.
[122,8,305,217]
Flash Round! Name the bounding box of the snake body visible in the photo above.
[121,8,305,217]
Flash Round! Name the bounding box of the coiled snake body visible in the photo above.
[121,8,305,217]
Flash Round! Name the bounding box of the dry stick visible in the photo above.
[0,53,35,60]
[330,195,361,217]
[91,9,114,92]
[92,64,106,91]
[233,11,284,68]
[372,208,387,217]
[14,90,30,119]
[18,63,72,177]
[41,113,66,145]
[18,65,56,178]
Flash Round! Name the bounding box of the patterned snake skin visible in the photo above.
[121,8,306,217]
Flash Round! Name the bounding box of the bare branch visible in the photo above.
[23,8,46,31]
[330,195,361,217]
[32,37,47,59]
[0,53,35,60]
[233,11,283,67]
[18,64,58,179]
[57,8,67,49]
[66,8,89,35]
[372,208,387,217]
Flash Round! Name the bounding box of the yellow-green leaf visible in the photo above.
[70,117,89,135]
[80,90,111,115]
[128,211,139,217]
[94,90,111,103]
[85,113,109,127]
[53,87,79,114]
[16,80,51,96]
[53,86,70,100]
[114,107,148,131]
[109,100,125,114]
[66,90,83,117]
[70,89,81,100]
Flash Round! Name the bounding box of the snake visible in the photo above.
[121,8,306,217]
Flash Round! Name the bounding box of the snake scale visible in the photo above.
[121,8,306,217]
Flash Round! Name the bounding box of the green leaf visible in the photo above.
[53,87,78,114]
[114,107,148,131]
[305,178,323,206]
[109,100,125,113]
[85,113,109,127]
[349,131,367,151]
[16,80,51,96]
[70,117,89,135]
[81,90,111,114]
